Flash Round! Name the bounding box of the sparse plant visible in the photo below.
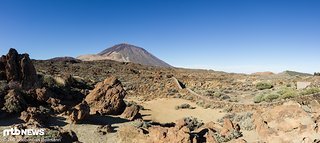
[183,116,203,131]
[175,103,195,110]
[254,92,279,103]
[277,87,298,99]
[196,100,205,107]
[300,87,320,95]
[256,82,273,90]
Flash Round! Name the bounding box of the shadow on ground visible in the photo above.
[79,114,129,125]
[0,114,24,126]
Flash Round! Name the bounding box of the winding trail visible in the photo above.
[171,76,319,112]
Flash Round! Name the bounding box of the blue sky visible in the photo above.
[0,0,319,73]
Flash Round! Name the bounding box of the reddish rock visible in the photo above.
[35,87,53,102]
[253,102,318,142]
[0,48,38,89]
[69,100,90,123]
[85,76,126,115]
[220,118,235,137]
[121,104,141,121]
[20,107,49,127]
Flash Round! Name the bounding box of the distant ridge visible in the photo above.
[77,43,171,67]
[279,70,312,76]
[47,56,81,63]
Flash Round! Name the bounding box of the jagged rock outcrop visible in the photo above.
[2,89,27,113]
[121,104,141,121]
[20,106,50,127]
[253,101,320,142]
[0,48,38,89]
[85,76,126,115]
[117,117,243,143]
[69,100,90,123]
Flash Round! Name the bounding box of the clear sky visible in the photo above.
[0,0,319,73]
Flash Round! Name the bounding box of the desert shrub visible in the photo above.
[175,103,195,110]
[218,112,255,131]
[183,117,203,131]
[300,87,320,95]
[256,82,273,90]
[253,94,264,103]
[196,100,205,107]
[0,80,8,93]
[214,91,223,98]
[204,90,215,96]
[254,92,279,103]
[277,87,298,99]
[263,93,280,102]
[214,129,242,142]
[42,75,56,87]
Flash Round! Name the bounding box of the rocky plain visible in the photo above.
[0,48,320,143]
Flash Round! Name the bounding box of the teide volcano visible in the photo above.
[77,43,171,67]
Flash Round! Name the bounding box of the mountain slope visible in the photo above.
[77,43,171,67]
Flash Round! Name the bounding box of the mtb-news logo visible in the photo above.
[2,127,45,136]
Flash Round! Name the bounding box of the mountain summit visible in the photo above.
[77,43,171,67]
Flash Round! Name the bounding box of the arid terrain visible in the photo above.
[1,47,320,143]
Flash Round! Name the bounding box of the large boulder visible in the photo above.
[253,102,320,142]
[121,104,141,121]
[85,76,126,115]
[69,100,90,123]
[0,48,38,89]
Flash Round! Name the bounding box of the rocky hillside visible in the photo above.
[77,43,171,67]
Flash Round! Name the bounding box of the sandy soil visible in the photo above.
[135,98,224,123]
[0,98,260,143]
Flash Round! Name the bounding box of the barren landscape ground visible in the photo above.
[1,49,320,143]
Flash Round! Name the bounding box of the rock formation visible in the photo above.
[20,106,50,127]
[253,101,320,142]
[117,117,244,143]
[2,89,27,113]
[69,100,90,123]
[121,104,141,121]
[0,48,38,89]
[85,76,126,115]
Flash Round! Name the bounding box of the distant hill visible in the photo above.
[77,43,171,67]
[251,71,275,76]
[278,70,312,76]
[47,56,81,63]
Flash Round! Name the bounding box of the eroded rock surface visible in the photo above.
[85,76,126,115]
[0,48,38,89]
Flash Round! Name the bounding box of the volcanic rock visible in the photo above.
[0,48,38,89]
[20,106,50,127]
[85,76,126,115]
[2,89,27,113]
[253,102,320,142]
[121,104,141,121]
[69,100,90,123]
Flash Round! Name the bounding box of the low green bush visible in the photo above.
[256,82,273,90]
[254,92,280,103]
[175,103,195,110]
[277,87,298,99]
[300,87,320,95]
